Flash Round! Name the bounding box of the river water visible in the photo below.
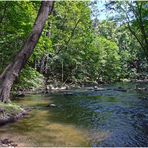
[0,82,148,147]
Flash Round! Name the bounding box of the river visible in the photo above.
[0,82,148,147]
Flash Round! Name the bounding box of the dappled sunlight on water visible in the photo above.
[0,111,91,146]
[0,95,108,147]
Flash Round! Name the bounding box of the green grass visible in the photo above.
[0,102,24,117]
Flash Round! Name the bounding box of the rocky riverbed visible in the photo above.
[0,138,18,147]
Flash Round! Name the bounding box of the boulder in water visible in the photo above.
[63,92,73,96]
[114,87,127,92]
[48,104,57,108]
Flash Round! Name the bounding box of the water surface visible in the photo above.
[0,82,148,146]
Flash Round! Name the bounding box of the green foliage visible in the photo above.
[0,102,24,118]
[13,67,44,90]
[45,1,94,83]
[87,36,121,82]
[0,1,37,73]
[0,0,148,91]
[105,1,148,60]
[94,18,148,80]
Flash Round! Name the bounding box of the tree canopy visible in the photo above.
[0,0,147,102]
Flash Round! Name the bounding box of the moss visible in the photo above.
[0,103,23,114]
[0,103,25,124]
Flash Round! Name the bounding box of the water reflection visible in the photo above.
[0,82,148,146]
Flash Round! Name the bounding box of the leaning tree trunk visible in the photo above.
[0,1,54,103]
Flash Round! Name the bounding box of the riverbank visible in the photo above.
[0,102,29,146]
[0,102,28,126]
[12,79,148,98]
[0,138,18,147]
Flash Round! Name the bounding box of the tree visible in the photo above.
[0,1,37,73]
[91,1,148,80]
[105,1,148,60]
[0,1,54,103]
[38,1,93,84]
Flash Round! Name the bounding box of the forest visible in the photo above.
[0,0,148,147]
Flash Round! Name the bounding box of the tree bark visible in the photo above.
[0,1,54,103]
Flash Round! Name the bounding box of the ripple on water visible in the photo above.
[0,83,148,147]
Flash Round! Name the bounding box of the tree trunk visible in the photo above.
[0,1,54,103]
